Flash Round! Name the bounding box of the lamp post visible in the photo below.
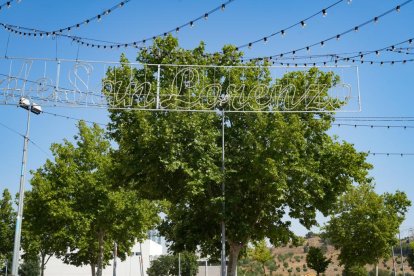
[11,97,42,276]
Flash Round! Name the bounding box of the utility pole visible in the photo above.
[399,232,405,276]
[11,98,42,276]
[112,242,117,276]
[178,253,181,276]
[221,110,226,276]
[392,246,397,276]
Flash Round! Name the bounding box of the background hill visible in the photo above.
[239,235,414,276]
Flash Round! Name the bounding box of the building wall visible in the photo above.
[44,240,163,276]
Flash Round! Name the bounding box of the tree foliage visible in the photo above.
[29,121,160,276]
[0,189,15,274]
[306,246,330,275]
[407,242,414,271]
[146,252,198,276]
[323,183,411,269]
[248,240,273,275]
[104,36,372,276]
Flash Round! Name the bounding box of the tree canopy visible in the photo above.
[306,246,330,276]
[28,121,160,276]
[323,183,411,270]
[104,35,373,275]
[0,189,15,274]
[146,251,198,276]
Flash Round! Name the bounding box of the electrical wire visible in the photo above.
[38,110,414,158]
[0,121,52,158]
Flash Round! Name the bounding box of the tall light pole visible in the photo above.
[11,97,42,276]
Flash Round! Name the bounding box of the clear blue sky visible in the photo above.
[0,0,413,236]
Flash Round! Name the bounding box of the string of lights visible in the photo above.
[367,152,414,157]
[242,0,413,62]
[236,0,349,50]
[333,123,414,129]
[253,37,414,64]
[268,57,414,67]
[0,0,130,37]
[1,0,237,50]
[0,0,21,10]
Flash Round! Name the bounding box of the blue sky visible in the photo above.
[0,0,413,236]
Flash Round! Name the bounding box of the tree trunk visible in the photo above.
[376,264,378,276]
[91,263,96,276]
[96,231,105,276]
[227,241,243,276]
[41,252,46,276]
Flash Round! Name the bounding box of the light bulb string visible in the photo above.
[0,0,20,10]
[0,0,236,49]
[236,0,346,49]
[242,37,413,63]
[242,0,413,62]
[1,0,130,36]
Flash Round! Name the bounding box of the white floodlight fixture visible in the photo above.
[30,102,42,115]
[19,97,30,110]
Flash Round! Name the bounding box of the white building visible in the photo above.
[44,239,163,276]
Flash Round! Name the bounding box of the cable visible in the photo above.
[335,116,414,122]
[42,111,107,127]
[0,120,52,158]
[243,0,413,62]
[0,0,130,36]
[236,0,348,50]
[0,0,237,50]
[39,111,414,158]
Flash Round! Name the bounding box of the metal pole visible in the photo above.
[112,242,117,276]
[392,246,396,276]
[11,108,31,276]
[221,110,226,276]
[205,260,207,276]
[139,243,144,276]
[399,232,405,276]
[5,259,8,276]
[178,253,181,276]
[156,64,161,109]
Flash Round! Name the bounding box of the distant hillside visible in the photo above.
[253,236,413,276]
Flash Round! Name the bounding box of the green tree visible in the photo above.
[29,121,160,276]
[248,240,273,275]
[104,36,372,276]
[343,265,367,276]
[324,183,410,271]
[0,189,15,274]
[407,241,414,271]
[306,246,330,276]
[21,190,69,276]
[146,252,198,276]
[19,255,40,276]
